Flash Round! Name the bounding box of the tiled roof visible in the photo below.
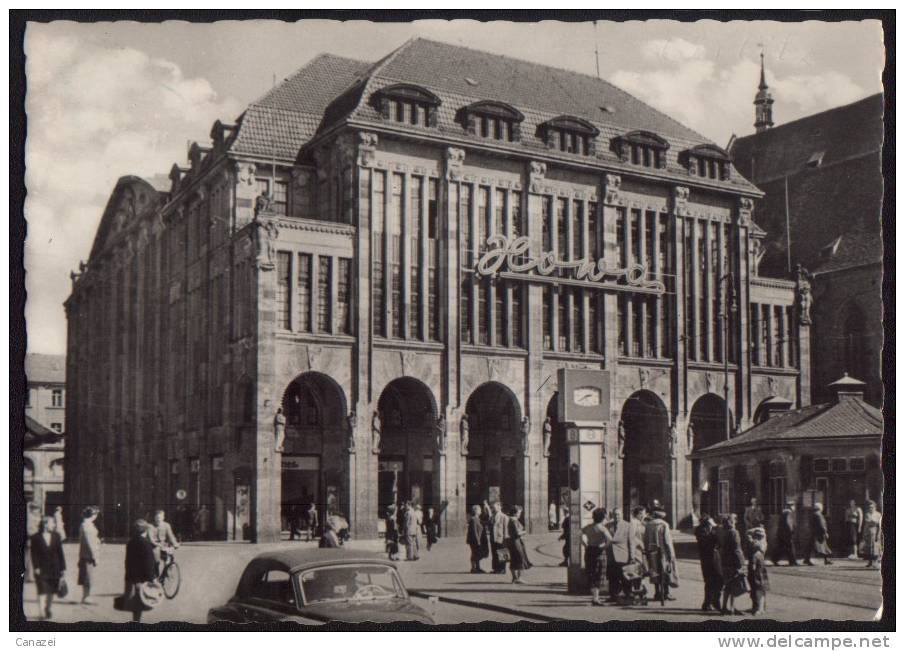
[25,353,65,384]
[694,397,882,457]
[25,414,63,449]
[229,53,372,160]
[728,94,884,275]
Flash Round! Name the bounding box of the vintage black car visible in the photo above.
[207,548,435,624]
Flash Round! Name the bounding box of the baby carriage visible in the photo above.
[621,560,649,605]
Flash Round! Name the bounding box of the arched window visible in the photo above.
[372,84,441,128]
[611,130,670,169]
[462,101,524,142]
[540,116,599,156]
[680,144,732,181]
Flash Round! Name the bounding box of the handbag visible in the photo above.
[56,577,68,599]
[729,574,749,597]
[495,547,511,563]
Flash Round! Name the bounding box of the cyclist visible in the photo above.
[151,509,180,574]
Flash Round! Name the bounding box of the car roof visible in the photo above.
[249,547,392,573]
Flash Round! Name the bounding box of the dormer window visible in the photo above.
[611,130,670,169]
[540,116,599,156]
[680,144,732,181]
[462,101,524,142]
[373,84,440,128]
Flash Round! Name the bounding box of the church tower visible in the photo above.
[754,51,774,133]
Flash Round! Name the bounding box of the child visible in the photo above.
[423,507,439,551]
[747,526,770,616]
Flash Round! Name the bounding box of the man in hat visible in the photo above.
[804,502,833,566]
[643,500,678,601]
[771,499,799,566]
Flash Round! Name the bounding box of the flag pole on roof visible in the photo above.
[594,21,601,79]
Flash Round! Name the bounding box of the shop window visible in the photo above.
[831,457,848,473]
[813,458,830,473]
[849,457,866,472]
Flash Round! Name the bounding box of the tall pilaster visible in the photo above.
[602,173,623,511]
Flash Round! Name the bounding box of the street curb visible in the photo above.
[408,590,564,623]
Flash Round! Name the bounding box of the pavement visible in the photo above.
[18,532,881,625]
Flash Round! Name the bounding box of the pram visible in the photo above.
[621,560,648,605]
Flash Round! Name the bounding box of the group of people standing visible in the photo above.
[466,502,532,584]
[384,502,440,561]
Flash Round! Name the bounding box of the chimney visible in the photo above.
[828,373,866,403]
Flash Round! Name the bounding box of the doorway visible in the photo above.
[621,390,670,519]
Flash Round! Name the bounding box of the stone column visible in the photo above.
[672,186,692,526]
[602,174,623,511]
[736,198,755,425]
[795,267,813,408]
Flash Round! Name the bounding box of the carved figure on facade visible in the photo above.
[236,161,256,187]
[346,411,357,453]
[357,131,379,167]
[445,147,465,180]
[638,367,650,389]
[705,372,714,393]
[519,416,530,456]
[542,416,552,457]
[796,264,812,325]
[673,186,690,214]
[371,411,382,454]
[459,414,470,456]
[273,407,286,453]
[738,197,754,226]
[436,414,447,455]
[686,422,695,450]
[605,174,622,205]
[617,419,626,458]
[668,419,678,459]
[254,191,274,219]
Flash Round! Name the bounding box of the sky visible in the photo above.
[23,18,885,355]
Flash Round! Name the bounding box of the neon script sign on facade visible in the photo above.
[475,235,666,294]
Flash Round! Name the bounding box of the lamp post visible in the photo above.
[718,272,738,441]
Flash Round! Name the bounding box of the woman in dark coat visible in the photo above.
[385,505,400,561]
[717,514,746,615]
[30,516,66,620]
[123,519,158,622]
[466,505,487,573]
[805,503,833,565]
[694,513,723,612]
[506,505,532,584]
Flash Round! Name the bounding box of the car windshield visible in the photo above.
[297,564,405,605]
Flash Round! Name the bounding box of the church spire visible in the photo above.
[754,48,774,133]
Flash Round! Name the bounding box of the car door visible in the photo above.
[240,569,301,622]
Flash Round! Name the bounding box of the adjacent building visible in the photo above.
[729,70,884,407]
[65,39,808,542]
[24,353,67,514]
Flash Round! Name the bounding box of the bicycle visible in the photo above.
[158,546,181,599]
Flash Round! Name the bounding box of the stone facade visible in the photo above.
[65,40,807,541]
[24,354,66,515]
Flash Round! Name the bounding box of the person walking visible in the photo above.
[743,498,764,534]
[306,502,319,541]
[629,506,648,573]
[607,508,631,602]
[717,514,746,615]
[694,513,723,612]
[30,516,66,620]
[385,505,400,561]
[53,506,67,541]
[746,526,770,616]
[771,500,799,566]
[319,519,342,548]
[506,505,531,584]
[489,501,509,574]
[402,501,419,561]
[122,519,158,622]
[423,506,439,551]
[861,500,882,568]
[548,501,558,530]
[581,508,613,605]
[77,506,101,605]
[412,504,424,557]
[558,509,571,567]
[643,501,678,602]
[466,505,487,573]
[805,502,833,565]
[844,500,864,560]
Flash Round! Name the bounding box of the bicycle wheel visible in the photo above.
[161,561,181,599]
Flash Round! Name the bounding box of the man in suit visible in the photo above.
[743,497,764,534]
[489,501,508,574]
[466,505,486,573]
[402,501,419,561]
[772,500,799,566]
[644,501,678,602]
[607,507,632,601]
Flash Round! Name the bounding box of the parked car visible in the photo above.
[207,548,435,624]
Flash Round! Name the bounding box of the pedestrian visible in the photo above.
[861,500,882,568]
[423,506,439,551]
[122,519,158,622]
[746,526,770,616]
[628,506,648,574]
[53,506,67,541]
[743,498,764,534]
[771,500,799,566]
[643,500,678,602]
[805,502,833,565]
[717,514,746,615]
[506,505,531,584]
[413,504,424,557]
[150,509,180,575]
[844,500,863,560]
[30,515,66,620]
[307,502,319,541]
[319,518,341,548]
[25,502,42,583]
[694,513,723,612]
[466,505,487,573]
[558,508,571,567]
[607,507,631,602]
[78,506,102,605]
[548,501,558,530]
[581,508,612,605]
[402,501,419,560]
[385,505,400,560]
[489,501,509,574]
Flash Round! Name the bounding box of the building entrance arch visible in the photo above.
[463,382,523,511]
[689,393,731,517]
[621,390,670,520]
[545,393,569,529]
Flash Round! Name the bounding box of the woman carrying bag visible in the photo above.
[118,519,160,623]
[30,516,66,620]
[506,505,532,584]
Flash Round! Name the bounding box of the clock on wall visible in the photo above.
[557,369,610,424]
